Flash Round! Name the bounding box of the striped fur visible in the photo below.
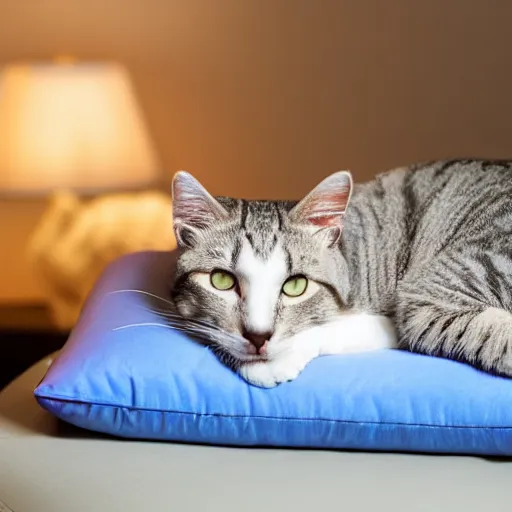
[344,159,512,375]
[170,159,512,383]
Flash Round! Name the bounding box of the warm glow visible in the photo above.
[0,61,160,194]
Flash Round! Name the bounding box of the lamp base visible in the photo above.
[28,189,176,330]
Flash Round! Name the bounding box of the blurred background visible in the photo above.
[0,0,511,309]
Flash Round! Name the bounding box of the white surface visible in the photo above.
[0,500,13,512]
[0,355,511,512]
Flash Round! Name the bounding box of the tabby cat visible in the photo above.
[169,159,512,387]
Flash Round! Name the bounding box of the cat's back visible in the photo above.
[356,158,512,206]
[349,158,512,243]
[343,159,512,311]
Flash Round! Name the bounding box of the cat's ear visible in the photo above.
[288,171,352,246]
[172,171,230,248]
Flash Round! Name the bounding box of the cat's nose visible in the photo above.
[242,329,273,352]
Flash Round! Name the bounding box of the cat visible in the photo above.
[168,159,512,387]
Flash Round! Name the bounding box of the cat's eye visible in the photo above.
[282,276,308,297]
[210,270,236,291]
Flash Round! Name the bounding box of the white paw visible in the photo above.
[238,354,309,388]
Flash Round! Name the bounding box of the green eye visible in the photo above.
[282,276,308,297]
[210,270,236,291]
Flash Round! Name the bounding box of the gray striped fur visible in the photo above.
[171,159,512,377]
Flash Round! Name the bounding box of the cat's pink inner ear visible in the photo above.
[172,171,229,230]
[290,171,352,228]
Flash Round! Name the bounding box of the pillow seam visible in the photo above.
[35,393,512,429]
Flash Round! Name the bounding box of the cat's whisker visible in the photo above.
[169,316,243,337]
[108,289,174,307]
[113,322,182,331]
[112,290,285,367]
[136,305,178,318]
[164,319,244,343]
[137,304,226,332]
[122,297,244,342]
[137,302,174,313]
[146,307,174,316]
[112,322,219,344]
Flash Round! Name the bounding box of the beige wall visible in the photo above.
[1,0,512,302]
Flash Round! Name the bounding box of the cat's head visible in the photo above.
[170,171,353,366]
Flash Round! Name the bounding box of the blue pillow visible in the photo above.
[35,251,512,456]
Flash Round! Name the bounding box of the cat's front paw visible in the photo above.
[238,353,309,388]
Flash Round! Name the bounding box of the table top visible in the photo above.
[0,304,68,389]
[0,303,56,332]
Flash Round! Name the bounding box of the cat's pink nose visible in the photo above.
[243,329,272,353]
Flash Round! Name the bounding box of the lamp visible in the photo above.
[0,59,160,194]
[0,59,175,329]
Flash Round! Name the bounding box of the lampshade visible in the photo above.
[0,60,160,195]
